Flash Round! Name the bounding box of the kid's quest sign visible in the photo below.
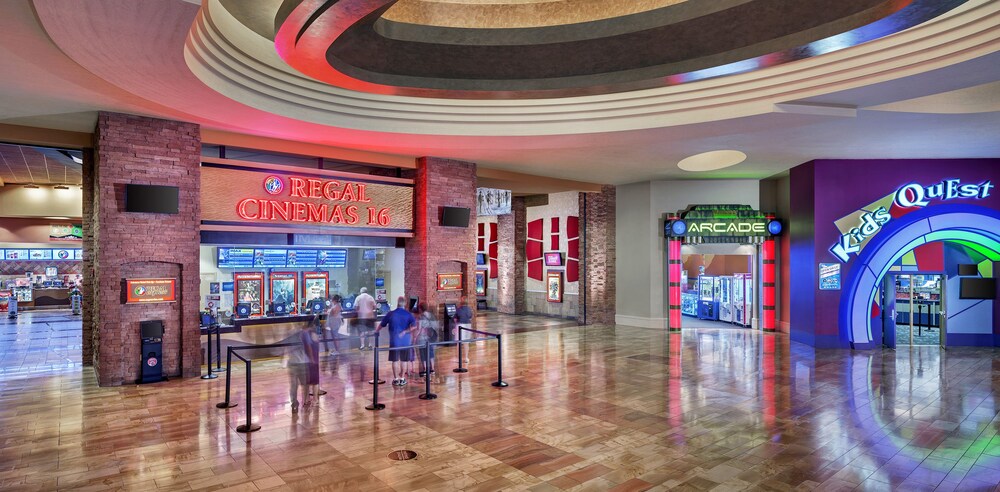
[201,164,414,236]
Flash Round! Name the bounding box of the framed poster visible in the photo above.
[269,272,298,310]
[436,273,463,291]
[302,272,329,301]
[546,271,563,303]
[819,263,841,290]
[234,272,264,316]
[475,271,487,297]
[124,278,177,304]
[209,282,220,294]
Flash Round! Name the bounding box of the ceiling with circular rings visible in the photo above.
[260,0,969,98]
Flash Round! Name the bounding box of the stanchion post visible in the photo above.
[201,324,217,380]
[419,339,437,400]
[213,324,225,372]
[368,332,386,385]
[366,340,385,410]
[453,326,468,373]
[216,346,237,408]
[491,334,508,388]
[236,359,260,433]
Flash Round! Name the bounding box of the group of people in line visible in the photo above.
[287,290,475,412]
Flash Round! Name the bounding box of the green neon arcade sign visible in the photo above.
[665,205,781,240]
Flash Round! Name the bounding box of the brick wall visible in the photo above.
[82,148,95,364]
[403,157,478,317]
[578,185,616,325]
[497,196,526,314]
[88,112,201,386]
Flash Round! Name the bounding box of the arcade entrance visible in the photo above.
[665,205,783,332]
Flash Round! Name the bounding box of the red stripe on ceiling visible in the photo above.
[528,258,543,281]
[913,241,944,272]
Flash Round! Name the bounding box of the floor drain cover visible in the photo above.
[388,450,417,461]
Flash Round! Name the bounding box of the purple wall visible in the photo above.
[790,159,1000,348]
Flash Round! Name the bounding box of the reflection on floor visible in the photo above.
[0,309,82,377]
[2,313,1000,490]
[681,316,751,330]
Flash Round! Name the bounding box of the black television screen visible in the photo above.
[125,184,178,214]
[957,264,979,276]
[476,253,486,265]
[960,277,996,299]
[408,296,419,312]
[308,299,326,314]
[140,320,163,338]
[441,207,470,227]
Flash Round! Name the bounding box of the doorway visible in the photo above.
[883,273,945,347]
[679,246,756,329]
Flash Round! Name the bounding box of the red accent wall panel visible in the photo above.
[478,238,484,251]
[913,241,945,272]
[567,259,579,283]
[490,259,498,279]
[566,216,579,239]
[526,239,542,259]
[478,223,484,236]
[489,242,499,259]
[527,219,543,240]
[490,222,498,242]
[528,259,543,280]
[567,238,579,262]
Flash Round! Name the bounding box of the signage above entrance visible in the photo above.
[664,205,780,244]
[201,163,414,236]
[829,179,992,263]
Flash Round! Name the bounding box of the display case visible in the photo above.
[681,291,698,317]
[742,273,754,327]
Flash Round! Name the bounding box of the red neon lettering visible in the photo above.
[323,181,341,200]
[329,205,344,223]
[341,184,356,202]
[357,184,371,203]
[237,198,259,219]
[308,179,323,198]
[367,207,377,225]
[293,202,307,222]
[345,205,359,224]
[308,203,327,222]
[272,201,291,221]
[289,177,307,197]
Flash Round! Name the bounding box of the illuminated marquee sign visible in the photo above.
[124,278,177,304]
[201,165,414,235]
[664,205,780,242]
[829,179,992,262]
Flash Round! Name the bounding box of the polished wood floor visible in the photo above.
[2,312,1000,491]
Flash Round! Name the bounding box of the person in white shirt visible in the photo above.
[354,287,376,350]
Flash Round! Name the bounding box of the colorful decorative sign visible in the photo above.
[819,263,841,290]
[546,271,563,303]
[436,273,463,291]
[125,278,177,304]
[201,165,414,234]
[49,224,83,242]
[475,271,487,296]
[664,205,779,242]
[544,252,563,266]
[829,179,992,262]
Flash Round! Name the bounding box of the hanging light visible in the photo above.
[24,184,40,189]
[54,185,70,190]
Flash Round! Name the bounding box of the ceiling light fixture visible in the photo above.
[54,185,70,190]
[24,184,40,189]
[677,150,747,172]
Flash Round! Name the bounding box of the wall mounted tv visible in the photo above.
[440,207,470,227]
[125,184,179,214]
[959,277,996,299]
[957,264,979,276]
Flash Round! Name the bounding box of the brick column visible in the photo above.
[578,185,616,325]
[404,157,477,316]
[497,197,526,314]
[81,148,96,365]
[88,112,201,386]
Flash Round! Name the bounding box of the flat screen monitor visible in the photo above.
[271,302,287,315]
[125,184,179,214]
[445,303,457,317]
[440,207,470,227]
[408,296,419,312]
[476,253,486,265]
[235,302,252,318]
[960,278,996,299]
[957,264,979,276]
[140,320,164,339]
[308,299,326,314]
[544,252,563,266]
[200,313,215,326]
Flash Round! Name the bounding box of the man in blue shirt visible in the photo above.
[375,296,417,385]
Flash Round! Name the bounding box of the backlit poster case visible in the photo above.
[269,272,298,311]
[819,263,841,290]
[234,272,264,316]
[29,249,53,260]
[54,249,73,260]
[302,272,329,301]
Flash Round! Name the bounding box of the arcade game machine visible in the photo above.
[741,273,754,327]
[732,274,745,325]
[681,270,698,317]
[718,276,733,323]
[697,275,719,320]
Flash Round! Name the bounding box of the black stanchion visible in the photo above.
[491,334,508,388]
[366,341,385,410]
[236,358,260,433]
[216,346,237,408]
[368,332,386,385]
[453,326,468,373]
[212,324,225,373]
[419,339,437,400]
[201,325,217,380]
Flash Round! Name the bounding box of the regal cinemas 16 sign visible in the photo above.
[201,165,414,234]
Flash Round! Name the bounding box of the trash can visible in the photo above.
[138,320,166,384]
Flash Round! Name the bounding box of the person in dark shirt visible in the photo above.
[453,296,474,364]
[375,296,417,386]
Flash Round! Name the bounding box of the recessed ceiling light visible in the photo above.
[677,150,747,172]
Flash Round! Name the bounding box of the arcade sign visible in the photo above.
[829,179,992,262]
[201,165,414,234]
[124,278,177,304]
[664,205,780,239]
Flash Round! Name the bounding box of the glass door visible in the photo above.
[895,274,943,346]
